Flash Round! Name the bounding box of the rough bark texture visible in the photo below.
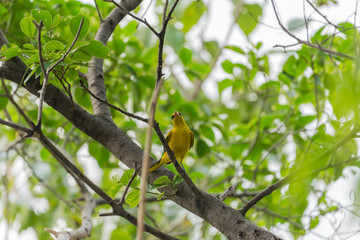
[86,0,142,120]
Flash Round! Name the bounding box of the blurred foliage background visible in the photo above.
[1,0,360,239]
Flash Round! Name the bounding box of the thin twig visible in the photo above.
[306,0,337,28]
[218,185,235,202]
[270,0,354,60]
[120,166,140,206]
[104,0,159,36]
[303,0,309,42]
[311,60,320,125]
[94,0,103,22]
[80,80,148,122]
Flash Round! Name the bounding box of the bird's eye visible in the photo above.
[171,115,174,119]
[178,112,182,115]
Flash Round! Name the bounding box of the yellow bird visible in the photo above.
[149,111,194,172]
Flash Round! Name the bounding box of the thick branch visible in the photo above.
[86,0,142,120]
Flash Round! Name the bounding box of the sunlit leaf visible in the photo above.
[20,17,35,38]
[125,189,140,208]
[31,10,52,29]
[236,4,262,36]
[69,14,90,39]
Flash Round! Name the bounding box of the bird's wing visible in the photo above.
[189,131,194,149]
[163,129,172,152]
[165,129,172,143]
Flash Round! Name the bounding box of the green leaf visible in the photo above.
[88,141,111,168]
[31,10,52,29]
[222,60,233,74]
[53,14,62,28]
[119,169,138,188]
[65,68,78,82]
[80,40,110,59]
[225,45,245,55]
[44,40,65,52]
[182,1,206,32]
[122,21,137,36]
[200,124,215,142]
[165,25,185,52]
[172,174,183,187]
[0,95,9,110]
[20,17,35,38]
[179,47,192,66]
[218,79,233,95]
[72,50,92,62]
[157,191,165,200]
[196,139,210,157]
[309,216,319,229]
[0,44,20,61]
[125,189,140,208]
[23,44,36,50]
[72,41,91,49]
[236,4,262,36]
[107,183,122,198]
[0,4,6,15]
[23,67,37,84]
[260,114,280,130]
[204,41,219,57]
[152,176,172,189]
[69,14,90,39]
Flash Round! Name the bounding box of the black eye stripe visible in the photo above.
[179,112,182,115]
[171,115,174,119]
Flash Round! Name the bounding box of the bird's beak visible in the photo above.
[174,111,179,116]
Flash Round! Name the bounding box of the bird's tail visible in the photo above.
[149,159,163,172]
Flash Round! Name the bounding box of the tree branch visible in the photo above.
[79,80,148,122]
[219,185,235,202]
[0,118,33,135]
[86,0,142,120]
[270,0,354,60]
